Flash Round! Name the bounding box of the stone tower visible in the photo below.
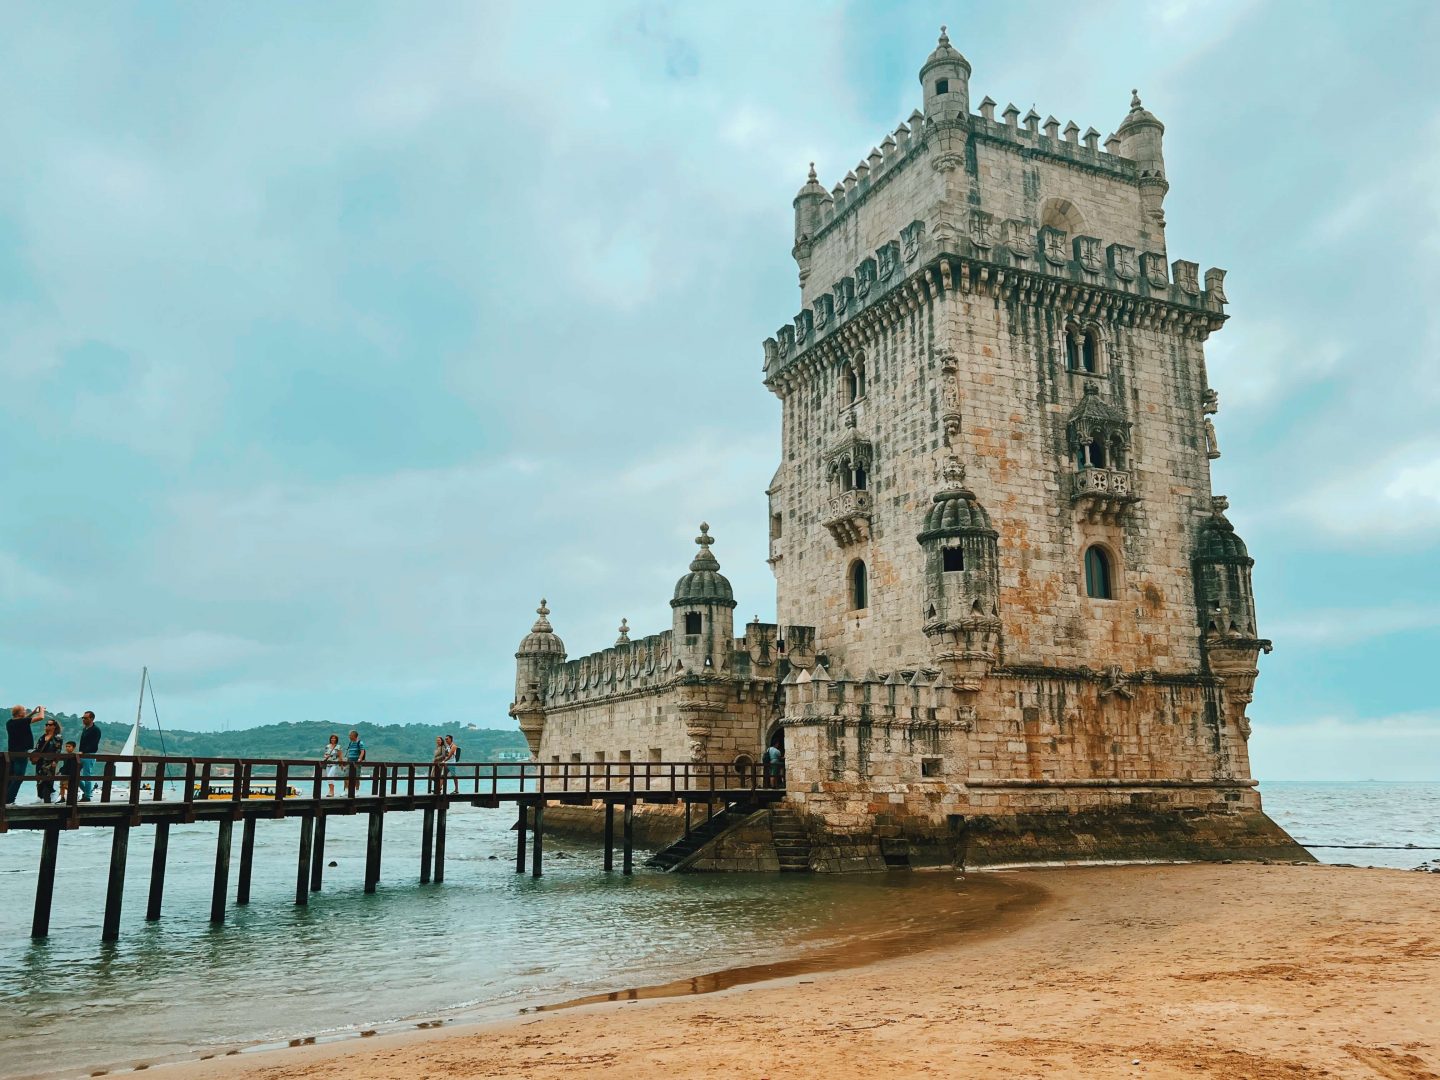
[509,599,565,755]
[763,30,1304,869]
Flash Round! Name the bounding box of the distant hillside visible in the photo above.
[130,720,528,762]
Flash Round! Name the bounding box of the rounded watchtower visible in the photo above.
[918,458,1001,685]
[919,25,971,122]
[671,523,737,673]
[510,598,566,755]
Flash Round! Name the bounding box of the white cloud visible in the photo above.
[1203,318,1342,410]
[1288,440,1440,542]
[1267,605,1440,646]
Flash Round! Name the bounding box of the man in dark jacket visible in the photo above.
[77,711,101,802]
[6,705,45,805]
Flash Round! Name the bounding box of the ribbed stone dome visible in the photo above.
[920,25,970,76]
[918,487,997,542]
[1116,89,1164,135]
[670,523,737,609]
[1196,516,1252,565]
[516,599,566,657]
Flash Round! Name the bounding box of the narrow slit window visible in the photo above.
[850,560,869,610]
[1084,546,1113,599]
[1081,329,1098,373]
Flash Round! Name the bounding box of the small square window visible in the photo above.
[684,612,702,635]
[619,750,632,763]
[648,748,662,762]
[935,78,949,95]
[570,752,582,763]
[943,547,965,572]
[921,757,943,778]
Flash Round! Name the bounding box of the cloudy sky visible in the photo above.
[2,1,1437,780]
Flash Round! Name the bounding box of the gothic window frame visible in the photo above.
[1082,543,1118,600]
[848,559,869,611]
[838,353,867,408]
[1063,320,1106,376]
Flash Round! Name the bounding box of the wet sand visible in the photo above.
[184,864,1440,1079]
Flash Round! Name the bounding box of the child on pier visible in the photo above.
[58,741,77,802]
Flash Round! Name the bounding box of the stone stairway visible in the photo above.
[644,803,752,872]
[769,805,813,872]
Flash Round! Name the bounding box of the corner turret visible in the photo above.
[919,25,971,122]
[792,162,826,285]
[509,598,566,755]
[671,523,737,674]
[1116,90,1169,233]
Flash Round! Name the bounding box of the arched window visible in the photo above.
[1065,325,1081,371]
[1084,546,1112,600]
[839,357,866,406]
[849,560,868,610]
[1080,329,1098,373]
[1086,439,1107,468]
[854,463,867,491]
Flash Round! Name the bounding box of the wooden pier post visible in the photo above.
[434,805,447,885]
[295,815,314,906]
[310,815,326,893]
[603,801,615,872]
[515,802,527,874]
[236,817,256,905]
[211,818,233,924]
[531,801,544,879]
[420,807,434,884]
[31,825,60,939]
[146,821,170,922]
[622,802,634,875]
[364,811,383,893]
[103,822,130,941]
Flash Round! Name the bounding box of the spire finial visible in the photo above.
[939,24,949,44]
[1131,88,1142,109]
[530,598,555,634]
[696,522,714,548]
[537,598,549,617]
[807,161,817,182]
[616,618,630,644]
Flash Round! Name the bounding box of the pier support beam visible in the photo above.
[236,817,256,905]
[103,822,130,941]
[31,825,60,939]
[295,815,314,906]
[603,801,615,872]
[420,807,434,884]
[147,821,170,922]
[310,815,326,893]
[211,818,233,924]
[434,805,447,885]
[515,802,527,874]
[531,801,544,879]
[622,802,634,876]
[364,811,383,893]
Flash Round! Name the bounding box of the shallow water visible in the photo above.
[0,782,1434,1079]
[0,804,1003,1079]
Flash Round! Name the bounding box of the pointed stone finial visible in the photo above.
[1131,89,1142,109]
[1104,132,1121,154]
[1063,120,1080,144]
[938,24,949,45]
[1003,103,1020,125]
[979,96,996,122]
[531,599,554,633]
[807,161,817,182]
[696,522,713,548]
[616,618,630,644]
[1043,115,1060,140]
[688,522,721,573]
[1083,126,1101,151]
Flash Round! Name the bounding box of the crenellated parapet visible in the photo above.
[764,246,1227,395]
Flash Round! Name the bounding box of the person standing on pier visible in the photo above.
[6,705,45,805]
[322,733,342,797]
[444,734,461,794]
[78,711,101,802]
[33,718,63,804]
[430,736,447,793]
[344,729,366,796]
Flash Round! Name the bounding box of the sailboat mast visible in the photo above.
[135,666,147,734]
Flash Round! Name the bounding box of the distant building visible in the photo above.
[510,30,1305,870]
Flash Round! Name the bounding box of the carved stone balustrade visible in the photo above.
[822,489,874,546]
[1071,467,1138,523]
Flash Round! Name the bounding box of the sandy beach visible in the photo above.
[172,863,1440,1079]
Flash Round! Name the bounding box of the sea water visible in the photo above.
[0,782,1435,1079]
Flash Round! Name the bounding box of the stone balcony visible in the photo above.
[822,489,873,546]
[1071,467,1138,523]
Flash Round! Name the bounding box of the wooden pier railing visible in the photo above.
[1,751,784,942]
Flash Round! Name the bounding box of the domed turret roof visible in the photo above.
[516,599,566,657]
[1196,507,1253,565]
[1116,89,1164,135]
[794,162,826,203]
[918,457,998,542]
[670,523,737,608]
[920,25,971,76]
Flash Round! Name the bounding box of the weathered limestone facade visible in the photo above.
[511,29,1305,870]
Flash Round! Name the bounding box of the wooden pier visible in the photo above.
[1,752,781,940]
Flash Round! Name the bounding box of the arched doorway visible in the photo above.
[764,722,786,789]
